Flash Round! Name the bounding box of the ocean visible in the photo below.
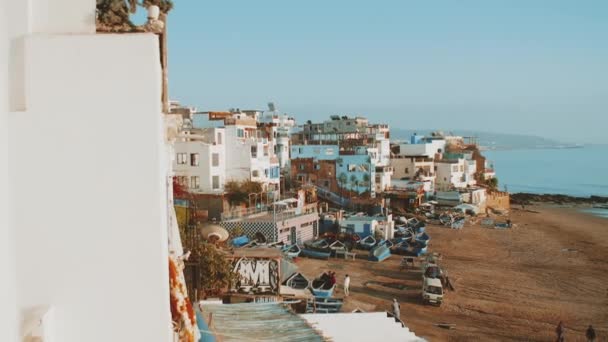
[484,145,608,218]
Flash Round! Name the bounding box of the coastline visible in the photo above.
[296,204,608,341]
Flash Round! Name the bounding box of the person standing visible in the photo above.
[556,321,565,342]
[392,298,400,320]
[343,274,351,297]
[586,325,596,342]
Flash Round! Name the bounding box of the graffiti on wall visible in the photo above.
[232,258,279,294]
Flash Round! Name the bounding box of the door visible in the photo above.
[290,227,296,244]
[363,224,371,237]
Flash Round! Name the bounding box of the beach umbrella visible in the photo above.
[199,223,230,242]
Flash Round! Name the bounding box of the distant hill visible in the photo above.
[390,129,581,151]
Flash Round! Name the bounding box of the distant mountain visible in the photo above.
[390,129,582,150]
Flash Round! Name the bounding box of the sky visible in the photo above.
[161,1,608,143]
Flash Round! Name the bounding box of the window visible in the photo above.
[190,153,199,166]
[190,176,200,189]
[176,153,187,165]
[264,146,269,156]
[314,164,320,170]
[252,170,260,177]
[459,165,464,172]
[212,176,220,189]
[251,146,257,158]
[298,147,303,154]
[237,129,244,138]
[434,165,438,171]
[299,164,305,171]
[323,180,330,187]
[212,153,219,167]
[452,165,458,172]
[217,132,222,145]
[405,167,409,174]
[265,169,269,177]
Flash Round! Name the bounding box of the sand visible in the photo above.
[296,205,608,341]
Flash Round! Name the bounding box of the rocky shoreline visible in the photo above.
[510,192,608,205]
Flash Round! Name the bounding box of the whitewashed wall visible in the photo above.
[0,0,19,340]
[2,0,174,336]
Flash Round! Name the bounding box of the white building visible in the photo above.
[186,109,281,193]
[435,158,477,190]
[174,128,226,194]
[340,213,394,240]
[1,2,173,341]
[259,102,296,170]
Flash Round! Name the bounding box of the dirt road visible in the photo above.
[296,205,608,341]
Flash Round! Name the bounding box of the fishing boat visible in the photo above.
[390,241,409,255]
[284,272,311,290]
[231,235,249,247]
[310,274,336,298]
[415,232,431,246]
[451,218,465,229]
[300,248,331,260]
[282,244,301,258]
[369,245,391,262]
[329,240,346,256]
[358,235,376,250]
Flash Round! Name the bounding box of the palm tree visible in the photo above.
[338,173,348,198]
[362,173,371,189]
[350,174,358,194]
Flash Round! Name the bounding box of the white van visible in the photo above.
[422,277,443,306]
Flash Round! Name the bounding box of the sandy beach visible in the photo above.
[296,205,608,341]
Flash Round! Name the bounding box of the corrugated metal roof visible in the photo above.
[198,302,327,342]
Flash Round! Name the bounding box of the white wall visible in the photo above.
[10,34,172,342]
[174,140,226,194]
[0,0,19,339]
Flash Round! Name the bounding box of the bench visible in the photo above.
[335,250,357,260]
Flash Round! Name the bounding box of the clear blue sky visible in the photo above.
[163,1,608,143]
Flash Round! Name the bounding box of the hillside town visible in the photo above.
[165,101,512,341]
[7,2,605,342]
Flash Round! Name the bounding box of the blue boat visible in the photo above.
[300,248,331,260]
[415,232,431,246]
[390,241,410,255]
[310,275,336,298]
[369,245,391,262]
[358,235,376,250]
[282,244,301,258]
[231,235,249,247]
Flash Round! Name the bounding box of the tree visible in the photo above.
[190,243,237,297]
[487,177,499,191]
[224,180,263,206]
[338,173,348,196]
[362,173,371,188]
[350,174,358,193]
[96,0,174,31]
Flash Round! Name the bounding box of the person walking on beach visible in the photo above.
[343,274,350,297]
[555,321,565,342]
[586,325,596,342]
[392,298,400,320]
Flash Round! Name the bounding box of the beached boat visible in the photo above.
[285,272,311,290]
[451,218,465,229]
[329,240,346,256]
[300,248,331,260]
[415,232,431,246]
[231,235,249,247]
[358,235,376,250]
[282,244,301,258]
[369,245,391,262]
[310,275,336,298]
[390,241,409,255]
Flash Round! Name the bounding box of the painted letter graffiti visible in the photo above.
[232,258,279,294]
